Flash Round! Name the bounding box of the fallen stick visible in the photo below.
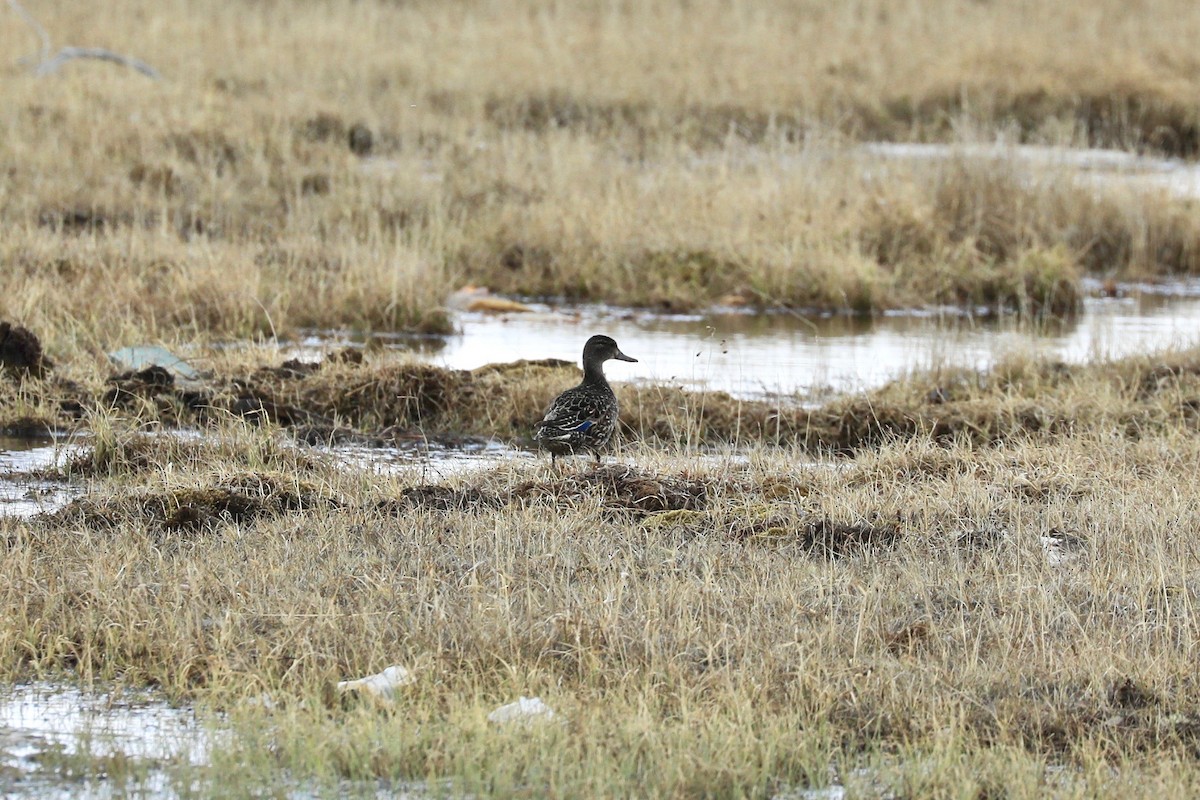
[6,0,161,79]
[33,46,161,79]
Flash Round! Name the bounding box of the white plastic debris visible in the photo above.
[1040,534,1085,566]
[487,696,558,726]
[108,345,201,382]
[336,665,415,700]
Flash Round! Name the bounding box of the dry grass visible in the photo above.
[6,2,1200,793]
[3,391,1200,795]
[2,1,1200,347]
[4,343,1200,795]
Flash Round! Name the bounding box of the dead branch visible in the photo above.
[34,46,161,79]
[6,0,161,80]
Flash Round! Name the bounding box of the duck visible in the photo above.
[533,335,638,465]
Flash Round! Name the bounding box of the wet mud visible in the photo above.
[0,322,51,380]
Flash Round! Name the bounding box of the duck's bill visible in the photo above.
[614,349,638,362]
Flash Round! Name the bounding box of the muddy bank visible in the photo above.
[34,433,1099,563]
[3,354,1199,451]
[0,322,51,379]
[5,326,1200,452]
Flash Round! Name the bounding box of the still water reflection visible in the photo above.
[300,288,1200,400]
[0,437,78,518]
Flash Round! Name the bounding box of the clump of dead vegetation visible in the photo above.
[7,337,1200,457]
[49,471,340,535]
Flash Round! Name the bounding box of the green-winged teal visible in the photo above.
[533,334,637,465]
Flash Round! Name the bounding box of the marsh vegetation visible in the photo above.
[4,0,1200,797]
[4,0,1200,351]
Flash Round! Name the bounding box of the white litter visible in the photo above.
[108,345,202,383]
[336,665,415,700]
[1040,534,1084,566]
[487,696,558,726]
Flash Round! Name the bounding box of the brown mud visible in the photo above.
[0,322,52,380]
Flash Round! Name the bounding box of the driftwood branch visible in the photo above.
[6,0,161,79]
[34,46,161,79]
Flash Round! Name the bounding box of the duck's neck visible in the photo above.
[582,360,608,385]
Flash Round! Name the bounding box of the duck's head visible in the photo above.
[583,334,637,365]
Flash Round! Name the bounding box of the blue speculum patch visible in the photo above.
[575,420,594,432]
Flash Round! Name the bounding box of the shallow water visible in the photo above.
[295,287,1200,400]
[0,683,208,798]
[862,141,1200,199]
[320,438,534,478]
[366,140,1200,201]
[0,682,426,798]
[347,140,1200,399]
[0,437,79,519]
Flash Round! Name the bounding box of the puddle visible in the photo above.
[290,288,1200,400]
[343,140,1200,399]
[861,141,1200,199]
[366,140,1200,201]
[0,682,404,799]
[0,437,80,519]
[351,140,1200,399]
[774,785,846,800]
[0,683,210,798]
[320,438,533,478]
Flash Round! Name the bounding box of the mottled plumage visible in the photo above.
[534,335,637,465]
